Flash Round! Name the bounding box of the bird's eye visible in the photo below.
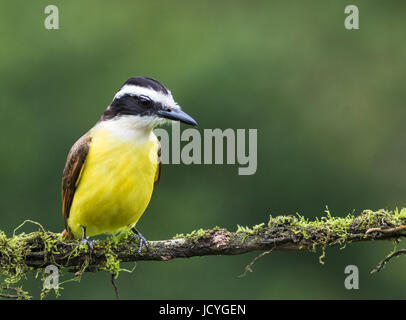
[138,95,152,105]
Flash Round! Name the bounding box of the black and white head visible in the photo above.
[103,77,197,128]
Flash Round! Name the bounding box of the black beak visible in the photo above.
[156,108,198,126]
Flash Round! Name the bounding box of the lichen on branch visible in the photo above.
[1,208,406,299]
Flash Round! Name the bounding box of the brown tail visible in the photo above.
[61,228,74,240]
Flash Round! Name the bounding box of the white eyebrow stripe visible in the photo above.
[114,84,180,109]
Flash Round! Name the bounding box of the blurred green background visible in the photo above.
[1,0,406,299]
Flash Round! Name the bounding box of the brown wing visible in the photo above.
[61,132,91,238]
[154,143,161,187]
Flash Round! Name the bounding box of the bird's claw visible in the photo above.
[80,238,97,253]
[131,228,149,254]
[80,226,96,253]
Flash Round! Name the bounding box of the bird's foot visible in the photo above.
[131,227,149,254]
[80,225,97,253]
[80,237,97,252]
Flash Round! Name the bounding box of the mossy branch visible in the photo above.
[1,208,406,298]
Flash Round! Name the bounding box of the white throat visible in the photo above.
[95,115,162,143]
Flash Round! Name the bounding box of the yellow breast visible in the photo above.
[67,121,159,238]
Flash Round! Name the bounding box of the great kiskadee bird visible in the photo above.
[61,77,197,251]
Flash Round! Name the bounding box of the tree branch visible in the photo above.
[1,208,406,285]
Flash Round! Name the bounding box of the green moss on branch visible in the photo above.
[1,208,406,299]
